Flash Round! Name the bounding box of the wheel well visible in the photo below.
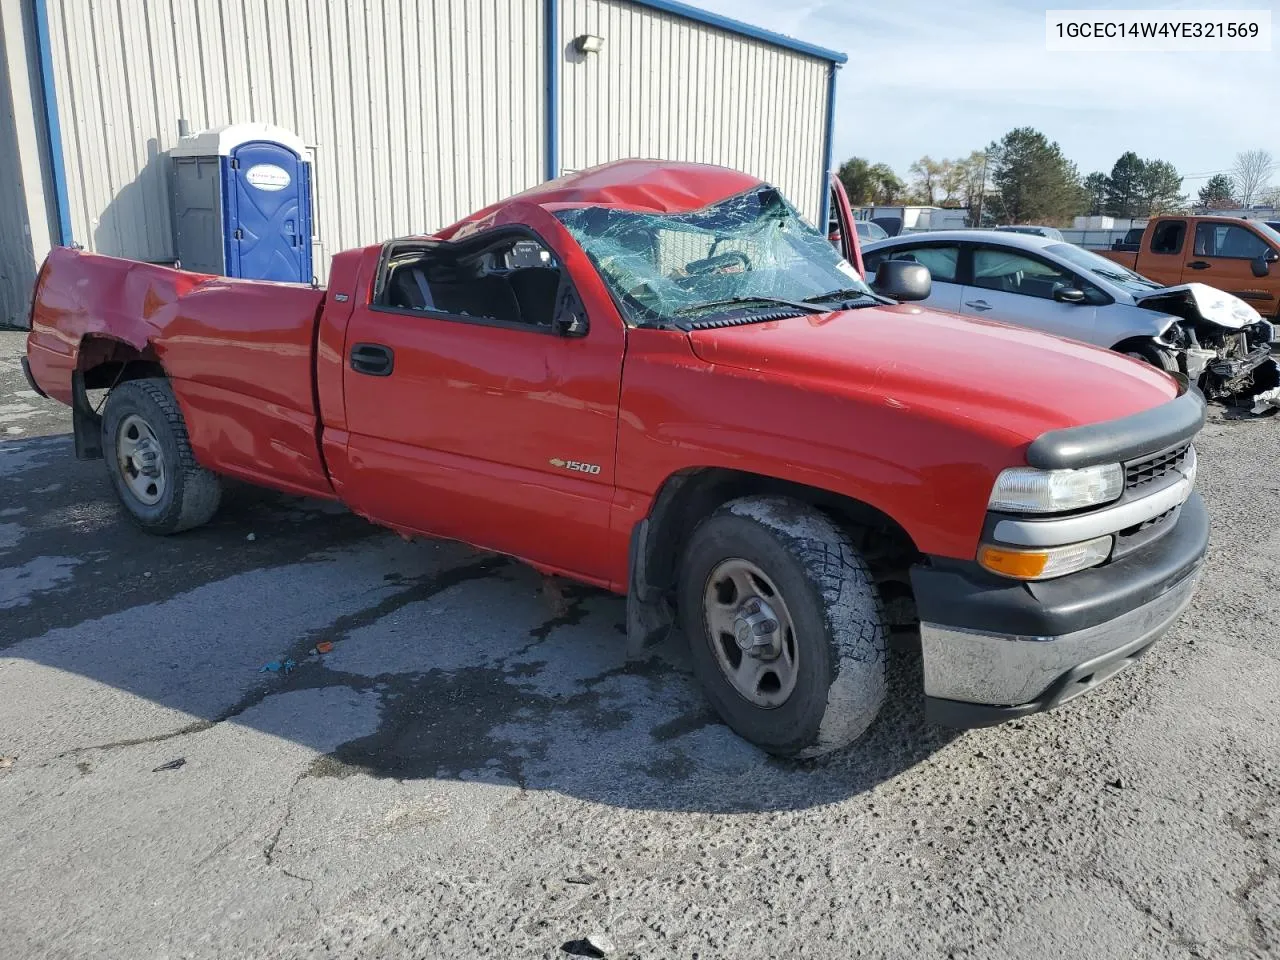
[78,336,165,389]
[638,467,921,598]
[71,337,166,460]
[1111,335,1162,354]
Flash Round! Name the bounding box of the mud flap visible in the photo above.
[625,518,674,659]
[71,371,104,460]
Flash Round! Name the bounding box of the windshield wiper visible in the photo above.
[675,296,827,316]
[801,287,876,304]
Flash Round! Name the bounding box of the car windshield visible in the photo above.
[554,186,872,325]
[1045,243,1165,294]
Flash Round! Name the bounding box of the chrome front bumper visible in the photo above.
[913,491,1209,728]
[921,566,1199,713]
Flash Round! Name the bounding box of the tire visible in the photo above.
[1122,341,1179,374]
[677,495,888,758]
[101,377,221,534]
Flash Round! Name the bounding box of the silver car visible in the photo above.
[861,230,1276,402]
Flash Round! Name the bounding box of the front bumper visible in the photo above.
[911,492,1208,728]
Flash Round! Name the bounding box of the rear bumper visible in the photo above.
[911,492,1208,727]
[20,356,49,400]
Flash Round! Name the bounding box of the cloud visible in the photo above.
[690,0,1279,184]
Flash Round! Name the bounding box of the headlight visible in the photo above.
[978,536,1113,581]
[988,463,1123,514]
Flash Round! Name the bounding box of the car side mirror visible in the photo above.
[1054,286,1087,303]
[554,285,589,337]
[1252,252,1276,278]
[871,260,931,302]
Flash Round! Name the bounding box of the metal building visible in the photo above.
[0,0,845,327]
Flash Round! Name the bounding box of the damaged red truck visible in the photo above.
[24,161,1208,757]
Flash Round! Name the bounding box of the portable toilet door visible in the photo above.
[225,140,312,283]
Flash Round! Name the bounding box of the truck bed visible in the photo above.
[26,247,335,498]
[1094,249,1140,270]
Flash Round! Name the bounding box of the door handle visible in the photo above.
[965,299,992,311]
[1187,261,1211,270]
[350,343,394,376]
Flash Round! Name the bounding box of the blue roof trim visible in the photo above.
[627,0,848,64]
[32,0,73,245]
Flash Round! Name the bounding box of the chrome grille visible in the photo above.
[1125,443,1191,491]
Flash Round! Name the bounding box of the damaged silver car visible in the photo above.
[861,231,1278,408]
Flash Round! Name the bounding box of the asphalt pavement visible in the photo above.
[1,329,1277,959]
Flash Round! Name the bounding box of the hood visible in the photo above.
[1133,282,1262,329]
[687,304,1179,447]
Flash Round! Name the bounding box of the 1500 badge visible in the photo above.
[549,458,602,475]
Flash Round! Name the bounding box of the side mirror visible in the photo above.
[1252,252,1277,278]
[871,260,931,302]
[1054,286,1087,304]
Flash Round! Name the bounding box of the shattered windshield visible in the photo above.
[1045,243,1164,295]
[555,186,873,326]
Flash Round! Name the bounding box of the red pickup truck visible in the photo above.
[23,160,1208,758]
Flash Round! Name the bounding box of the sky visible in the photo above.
[690,0,1279,192]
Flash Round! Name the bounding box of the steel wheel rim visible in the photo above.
[702,558,799,708]
[116,414,166,506]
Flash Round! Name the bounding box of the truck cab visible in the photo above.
[1101,216,1280,318]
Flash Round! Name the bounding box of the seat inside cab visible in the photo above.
[383,237,562,327]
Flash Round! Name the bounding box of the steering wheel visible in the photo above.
[687,251,752,276]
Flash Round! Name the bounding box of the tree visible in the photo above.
[871,164,906,204]
[908,156,947,205]
[938,160,967,206]
[1104,152,1146,217]
[1082,172,1109,216]
[836,157,877,205]
[836,157,905,205]
[1198,174,1236,209]
[1136,160,1185,215]
[984,127,1084,225]
[955,150,989,224]
[1232,150,1274,206]
[1260,185,1280,209]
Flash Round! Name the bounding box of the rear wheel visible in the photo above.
[101,378,221,534]
[678,496,888,758]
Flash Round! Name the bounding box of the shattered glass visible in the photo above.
[555,186,872,326]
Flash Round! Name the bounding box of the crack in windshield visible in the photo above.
[556,186,874,326]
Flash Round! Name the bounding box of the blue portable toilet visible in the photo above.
[170,123,314,283]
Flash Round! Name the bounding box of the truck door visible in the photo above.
[1139,218,1188,286]
[1186,221,1280,316]
[827,175,865,277]
[338,232,625,585]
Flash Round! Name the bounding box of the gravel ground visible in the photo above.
[1,328,1277,959]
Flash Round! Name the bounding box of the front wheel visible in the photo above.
[101,378,222,534]
[678,496,888,758]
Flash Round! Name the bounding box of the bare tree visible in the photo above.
[1232,150,1274,206]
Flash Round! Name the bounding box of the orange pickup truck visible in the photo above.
[1097,216,1280,319]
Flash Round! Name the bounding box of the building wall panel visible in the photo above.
[41,0,546,281]
[559,0,831,223]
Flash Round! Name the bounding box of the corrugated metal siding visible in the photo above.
[0,0,54,328]
[42,0,546,281]
[0,14,34,326]
[558,0,831,223]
